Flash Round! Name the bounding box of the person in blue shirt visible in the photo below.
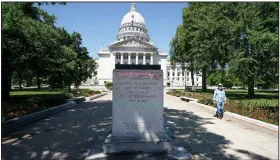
[213,83,226,119]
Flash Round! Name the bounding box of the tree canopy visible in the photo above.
[170,2,279,96]
[2,2,97,100]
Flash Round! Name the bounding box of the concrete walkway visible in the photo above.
[2,93,278,160]
[164,94,278,160]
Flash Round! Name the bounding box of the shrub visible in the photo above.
[89,90,101,95]
[65,93,75,99]
[2,95,67,121]
[80,89,91,97]
[105,81,113,90]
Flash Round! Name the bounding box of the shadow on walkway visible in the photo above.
[164,108,272,160]
[2,100,112,160]
[2,99,272,160]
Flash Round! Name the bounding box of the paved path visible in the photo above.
[2,93,278,160]
[164,94,278,160]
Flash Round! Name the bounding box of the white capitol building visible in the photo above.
[82,3,202,90]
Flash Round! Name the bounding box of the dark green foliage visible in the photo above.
[170,2,279,96]
[2,2,98,100]
[89,90,101,95]
[2,94,67,121]
[105,81,113,90]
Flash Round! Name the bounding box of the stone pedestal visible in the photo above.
[103,66,173,154]
[103,132,172,154]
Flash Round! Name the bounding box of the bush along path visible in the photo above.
[2,89,102,122]
[167,90,279,125]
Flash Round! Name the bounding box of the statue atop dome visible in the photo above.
[130,3,136,12]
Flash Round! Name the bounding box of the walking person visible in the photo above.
[213,83,226,119]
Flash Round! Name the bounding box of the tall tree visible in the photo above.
[2,2,65,99]
[228,3,279,96]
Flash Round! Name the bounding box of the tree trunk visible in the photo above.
[19,73,22,90]
[248,75,255,97]
[68,85,71,92]
[2,67,10,101]
[9,75,12,91]
[36,74,41,90]
[202,66,207,92]
[191,71,195,91]
[2,51,10,101]
[190,61,195,91]
[184,70,187,91]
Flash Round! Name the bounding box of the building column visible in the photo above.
[143,53,146,64]
[136,53,138,64]
[128,53,131,64]
[175,68,178,80]
[121,53,123,64]
[151,54,153,64]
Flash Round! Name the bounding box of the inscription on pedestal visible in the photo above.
[112,70,164,134]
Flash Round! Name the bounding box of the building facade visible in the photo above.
[83,3,202,89]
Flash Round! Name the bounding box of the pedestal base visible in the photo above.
[85,128,192,160]
[103,132,172,154]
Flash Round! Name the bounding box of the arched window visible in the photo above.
[146,63,150,65]
[117,62,120,64]
[131,54,136,59]
[116,53,121,59]
[146,54,151,60]
[124,54,128,59]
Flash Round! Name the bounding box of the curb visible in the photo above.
[66,96,86,103]
[2,101,76,134]
[86,93,108,101]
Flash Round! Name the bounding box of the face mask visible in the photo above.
[218,86,222,90]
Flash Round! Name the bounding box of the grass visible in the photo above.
[2,88,101,121]
[10,91,63,96]
[177,89,278,107]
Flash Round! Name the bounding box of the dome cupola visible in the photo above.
[117,3,150,42]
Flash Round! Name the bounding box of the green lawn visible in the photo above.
[10,90,64,96]
[177,89,278,107]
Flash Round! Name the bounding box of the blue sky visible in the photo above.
[40,2,188,58]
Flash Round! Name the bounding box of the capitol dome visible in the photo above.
[117,3,150,42]
[120,3,145,26]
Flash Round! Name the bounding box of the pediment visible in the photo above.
[109,38,156,49]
